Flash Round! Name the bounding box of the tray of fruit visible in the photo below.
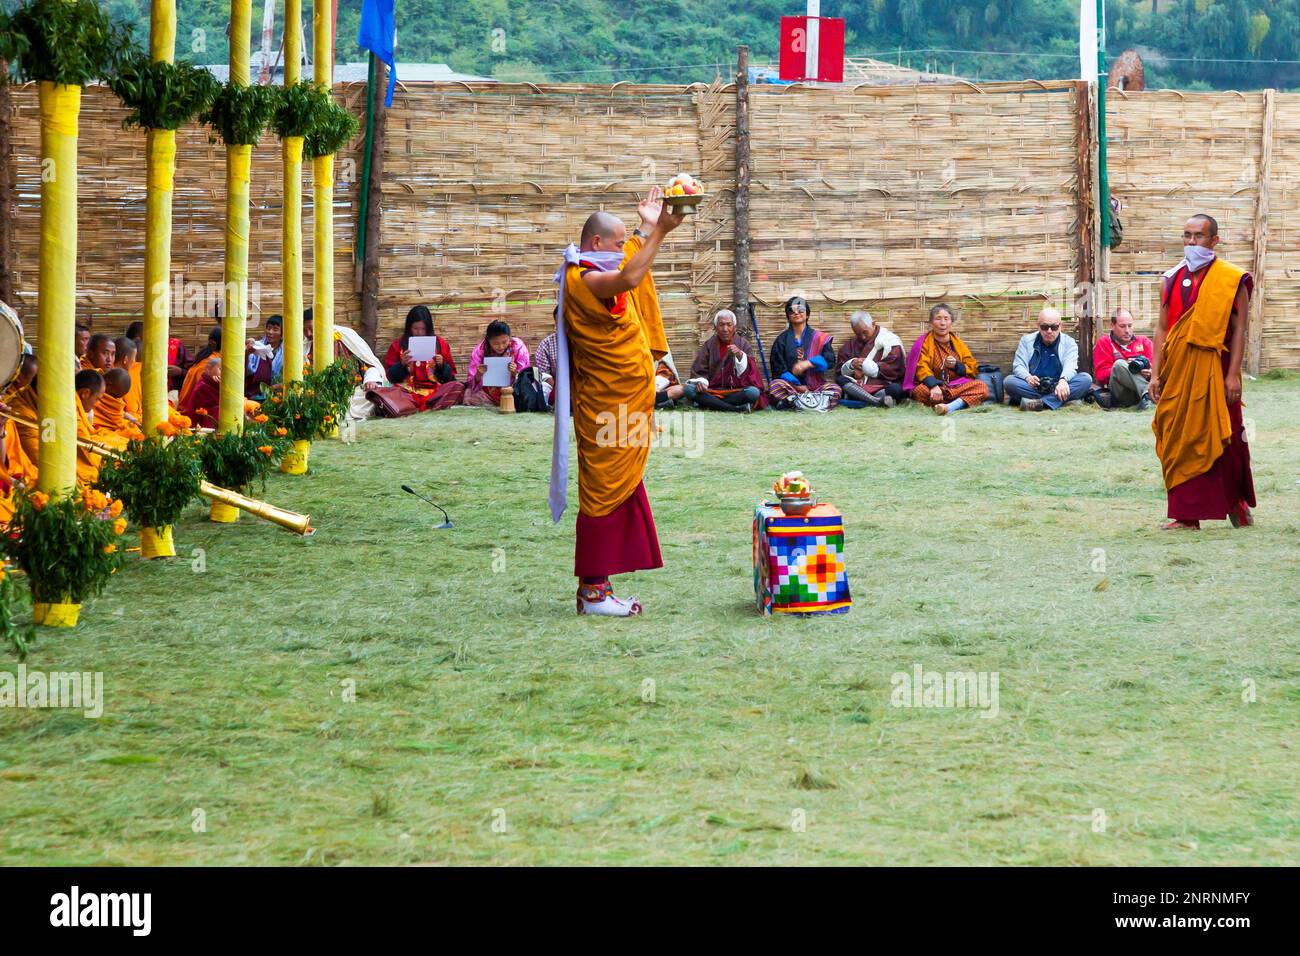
[771,471,816,515]
[663,173,705,213]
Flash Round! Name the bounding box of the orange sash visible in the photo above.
[1152,258,1246,490]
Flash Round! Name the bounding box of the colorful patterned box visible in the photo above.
[753,503,852,615]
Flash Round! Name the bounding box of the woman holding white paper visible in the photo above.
[465,320,531,408]
[383,305,464,411]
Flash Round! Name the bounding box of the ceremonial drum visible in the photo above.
[0,300,25,389]
[753,503,852,615]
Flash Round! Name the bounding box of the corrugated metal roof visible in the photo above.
[203,59,494,84]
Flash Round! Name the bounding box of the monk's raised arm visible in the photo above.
[581,209,684,299]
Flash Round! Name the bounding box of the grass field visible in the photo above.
[2,376,1298,866]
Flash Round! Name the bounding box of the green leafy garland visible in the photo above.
[304,97,360,159]
[261,362,354,442]
[0,0,134,87]
[201,82,280,147]
[109,53,221,131]
[198,421,292,495]
[1,492,125,606]
[96,435,204,530]
[272,80,331,140]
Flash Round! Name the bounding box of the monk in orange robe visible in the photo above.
[1151,214,1255,530]
[180,356,221,430]
[93,368,137,445]
[74,369,108,490]
[550,188,683,616]
[2,353,40,470]
[115,336,143,423]
[178,326,222,408]
[84,332,114,372]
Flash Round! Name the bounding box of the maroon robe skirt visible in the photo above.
[574,481,663,578]
[1167,350,1256,521]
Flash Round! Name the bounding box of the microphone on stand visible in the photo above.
[402,484,453,529]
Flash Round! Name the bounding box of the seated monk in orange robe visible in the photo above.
[550,188,684,617]
[2,353,40,469]
[74,369,108,490]
[115,336,142,423]
[180,356,221,430]
[93,369,139,446]
[178,326,222,409]
[83,332,115,373]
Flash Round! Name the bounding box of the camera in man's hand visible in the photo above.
[1128,356,1151,374]
[1035,375,1059,395]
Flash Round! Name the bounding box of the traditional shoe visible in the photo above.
[576,582,643,617]
[935,403,950,415]
[1135,395,1154,411]
[1161,519,1201,530]
[1019,398,1045,411]
[1228,503,1254,528]
[880,395,897,408]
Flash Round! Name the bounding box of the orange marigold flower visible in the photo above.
[257,445,273,455]
[323,415,334,424]
[275,427,287,437]
[254,414,269,423]
[196,408,208,416]
[112,518,128,535]
[29,491,49,510]
[103,544,117,554]
[271,396,282,404]
[108,499,123,517]
[156,421,177,437]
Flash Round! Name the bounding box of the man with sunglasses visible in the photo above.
[1004,307,1092,411]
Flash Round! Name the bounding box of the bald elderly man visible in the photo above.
[1004,308,1093,411]
[550,188,685,617]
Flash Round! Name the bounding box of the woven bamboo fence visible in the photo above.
[746,80,1084,368]
[7,79,1300,371]
[5,82,366,346]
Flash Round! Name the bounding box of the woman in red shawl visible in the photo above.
[382,305,465,411]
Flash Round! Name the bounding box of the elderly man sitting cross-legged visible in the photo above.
[836,310,906,407]
[683,308,766,412]
[1005,307,1093,411]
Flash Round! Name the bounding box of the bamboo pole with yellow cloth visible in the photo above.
[311,0,335,373]
[281,0,305,384]
[35,81,79,498]
[219,0,254,437]
[142,0,177,436]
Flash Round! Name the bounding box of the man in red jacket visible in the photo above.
[1092,307,1155,409]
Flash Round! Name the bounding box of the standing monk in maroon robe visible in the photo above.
[1150,214,1255,529]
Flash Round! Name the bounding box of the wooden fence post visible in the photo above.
[358,58,387,349]
[733,45,750,316]
[1074,80,1095,371]
[1247,88,1274,375]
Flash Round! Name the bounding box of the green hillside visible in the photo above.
[19,1,1300,90]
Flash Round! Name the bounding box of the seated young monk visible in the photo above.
[126,319,190,392]
[383,305,465,410]
[3,354,40,467]
[767,296,843,411]
[180,357,221,430]
[93,369,140,445]
[83,332,115,372]
[684,308,766,412]
[465,319,531,408]
[74,323,91,371]
[114,336,142,423]
[836,310,907,407]
[904,302,989,415]
[74,369,108,490]
[178,326,222,408]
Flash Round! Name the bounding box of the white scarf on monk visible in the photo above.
[549,243,625,523]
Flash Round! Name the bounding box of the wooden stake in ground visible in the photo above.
[358,58,386,349]
[143,0,178,436]
[733,45,750,316]
[1247,88,1274,375]
[281,0,305,383]
[220,0,254,436]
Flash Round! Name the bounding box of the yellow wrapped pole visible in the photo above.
[282,136,304,382]
[142,0,178,436]
[220,0,253,436]
[35,82,80,497]
[312,0,335,371]
[312,152,334,372]
[281,0,304,383]
[143,128,175,434]
[220,144,251,436]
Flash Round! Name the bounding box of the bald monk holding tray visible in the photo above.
[550,187,685,617]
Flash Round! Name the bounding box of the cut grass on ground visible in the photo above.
[2,379,1298,865]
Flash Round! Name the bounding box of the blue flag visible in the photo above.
[358,0,397,107]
